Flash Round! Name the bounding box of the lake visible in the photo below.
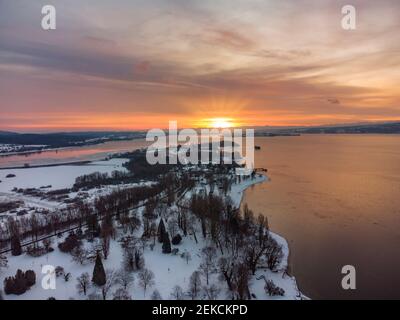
[0,139,149,168]
[242,134,400,299]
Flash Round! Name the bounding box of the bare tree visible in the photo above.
[151,289,162,300]
[113,288,132,300]
[187,215,198,243]
[167,216,179,238]
[188,271,202,300]
[138,268,155,296]
[71,246,87,265]
[245,235,269,275]
[29,214,40,246]
[76,272,91,296]
[0,255,8,271]
[232,263,251,300]
[101,235,110,260]
[115,268,134,290]
[181,250,192,265]
[42,238,53,252]
[199,246,217,285]
[123,246,145,272]
[218,256,235,291]
[203,284,220,300]
[101,269,116,300]
[170,285,184,300]
[265,236,283,271]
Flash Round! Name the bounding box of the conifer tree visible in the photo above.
[162,232,172,254]
[157,219,166,243]
[92,252,106,286]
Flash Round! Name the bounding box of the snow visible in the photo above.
[0,158,129,192]
[0,228,302,300]
[0,166,304,300]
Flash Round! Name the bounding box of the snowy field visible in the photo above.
[0,170,304,300]
[0,158,129,192]
[1,227,301,300]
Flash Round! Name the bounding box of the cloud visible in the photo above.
[0,0,399,130]
[203,28,255,50]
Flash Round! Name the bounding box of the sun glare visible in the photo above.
[209,118,234,128]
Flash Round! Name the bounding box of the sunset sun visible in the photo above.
[209,118,235,128]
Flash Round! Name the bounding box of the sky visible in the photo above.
[0,0,399,131]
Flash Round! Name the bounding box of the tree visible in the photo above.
[265,236,283,271]
[203,284,220,300]
[157,219,166,243]
[167,217,179,239]
[151,289,162,300]
[92,252,106,286]
[199,246,217,285]
[101,269,116,300]
[171,234,182,245]
[245,235,269,275]
[0,255,8,271]
[232,263,250,300]
[257,214,269,245]
[115,269,134,290]
[123,247,145,272]
[142,202,156,237]
[11,234,22,256]
[218,257,235,291]
[170,285,184,300]
[101,235,110,260]
[113,288,131,300]
[3,269,36,295]
[76,272,90,296]
[162,232,172,254]
[181,250,191,264]
[58,233,81,253]
[42,238,53,252]
[188,271,202,300]
[71,246,87,265]
[138,268,155,296]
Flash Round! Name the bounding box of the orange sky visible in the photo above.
[0,0,399,131]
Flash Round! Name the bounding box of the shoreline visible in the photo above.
[237,172,307,299]
[0,160,95,170]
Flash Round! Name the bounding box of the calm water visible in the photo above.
[242,134,400,299]
[0,139,149,168]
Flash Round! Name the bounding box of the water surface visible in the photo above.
[0,139,149,168]
[242,134,400,299]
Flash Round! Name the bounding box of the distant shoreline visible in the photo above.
[0,160,95,170]
[0,137,144,158]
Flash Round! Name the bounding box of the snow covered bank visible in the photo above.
[0,158,128,192]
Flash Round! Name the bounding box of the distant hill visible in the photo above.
[291,122,400,134]
[254,121,400,135]
[0,131,145,147]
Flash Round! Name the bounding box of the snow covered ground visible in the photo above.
[0,158,129,192]
[0,229,301,300]
[0,170,304,300]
